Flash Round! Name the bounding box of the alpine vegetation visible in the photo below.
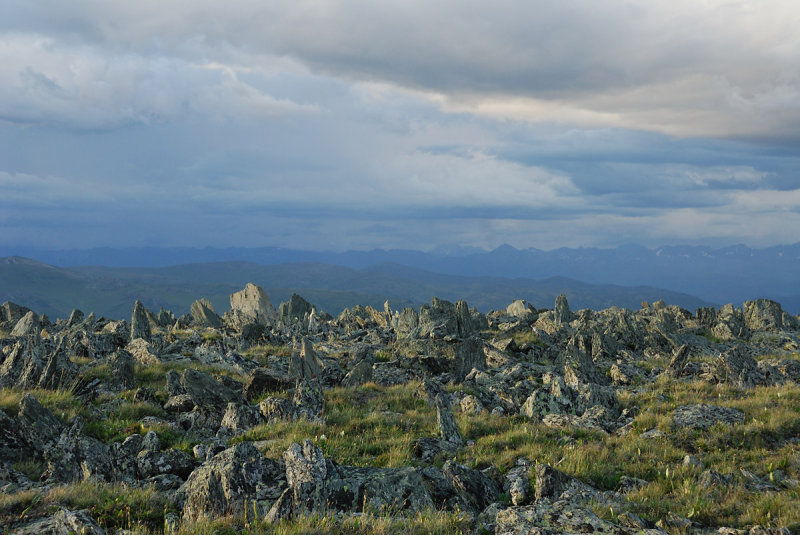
[1,288,799,534]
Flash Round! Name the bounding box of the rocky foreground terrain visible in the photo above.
[1,284,799,534]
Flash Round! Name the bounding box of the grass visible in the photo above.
[2,351,800,533]
[235,382,435,467]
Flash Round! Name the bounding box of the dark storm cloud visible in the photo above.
[0,1,799,251]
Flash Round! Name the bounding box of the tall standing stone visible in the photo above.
[554,294,571,326]
[130,300,152,342]
[229,283,278,326]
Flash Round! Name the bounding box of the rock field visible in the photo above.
[1,287,799,534]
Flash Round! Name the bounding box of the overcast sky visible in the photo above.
[1,1,799,252]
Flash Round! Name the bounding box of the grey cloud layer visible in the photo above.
[0,1,799,251]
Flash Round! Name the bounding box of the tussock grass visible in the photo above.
[236,381,435,468]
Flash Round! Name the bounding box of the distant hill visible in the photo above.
[0,257,713,320]
[4,243,798,311]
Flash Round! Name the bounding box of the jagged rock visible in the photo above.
[554,294,572,326]
[712,304,747,341]
[342,356,374,386]
[190,299,222,328]
[11,310,40,338]
[131,300,152,342]
[534,463,598,502]
[12,508,106,535]
[0,410,33,463]
[460,394,484,414]
[743,299,784,331]
[259,396,296,421]
[228,283,278,327]
[17,394,64,453]
[711,346,770,387]
[182,442,286,520]
[441,460,500,513]
[417,297,477,339]
[293,379,324,421]
[505,458,532,506]
[243,367,294,400]
[673,404,745,429]
[279,294,314,326]
[288,338,324,382]
[164,394,195,413]
[108,349,136,391]
[219,402,264,434]
[696,306,717,328]
[507,299,535,319]
[0,460,34,492]
[1,301,32,329]
[42,417,113,483]
[136,448,194,479]
[127,338,160,364]
[436,393,463,446]
[496,500,649,535]
[180,368,244,412]
[663,344,690,378]
[395,307,420,338]
[283,440,433,515]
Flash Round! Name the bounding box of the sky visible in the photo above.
[1,1,799,252]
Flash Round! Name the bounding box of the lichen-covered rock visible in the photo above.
[218,402,264,434]
[435,393,463,446]
[228,283,278,327]
[11,310,41,338]
[42,417,113,483]
[130,300,152,342]
[189,299,222,329]
[554,294,572,326]
[743,299,784,332]
[12,508,106,535]
[182,442,286,520]
[442,460,500,513]
[711,346,770,387]
[495,500,653,535]
[673,404,745,429]
[180,368,244,412]
[108,349,136,391]
[136,448,194,480]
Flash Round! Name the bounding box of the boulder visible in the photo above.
[182,442,286,520]
[496,500,647,535]
[743,299,784,331]
[711,346,770,387]
[12,508,106,535]
[673,404,745,429]
[42,417,113,483]
[442,460,500,513]
[136,448,194,480]
[180,368,244,412]
[108,349,136,391]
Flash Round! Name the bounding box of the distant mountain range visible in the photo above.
[0,256,715,320]
[2,243,798,313]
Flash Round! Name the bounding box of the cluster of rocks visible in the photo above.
[1,287,799,534]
